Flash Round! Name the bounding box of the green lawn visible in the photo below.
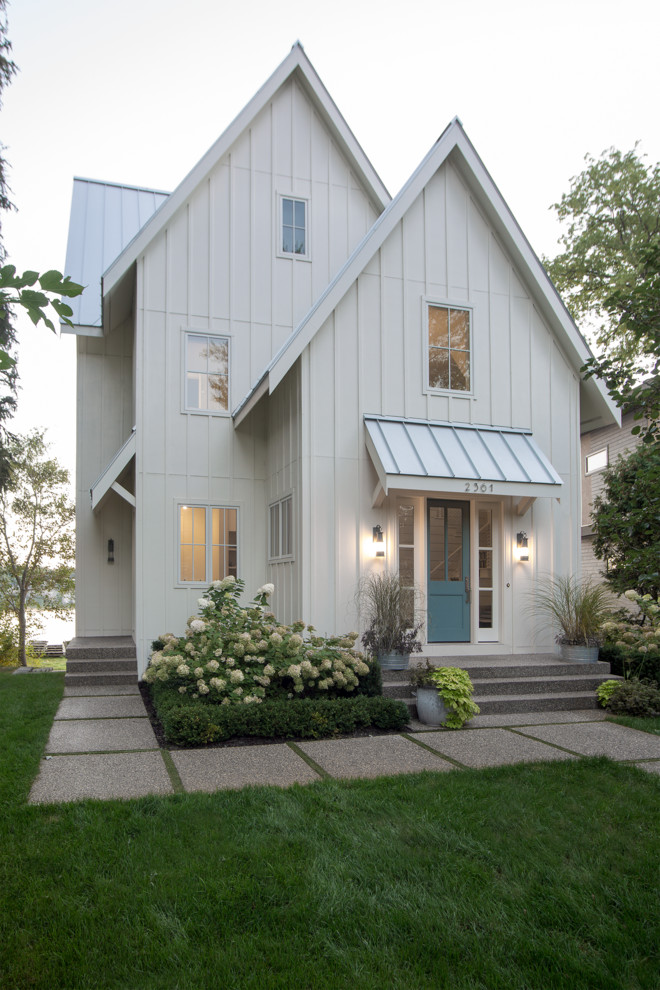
[1,669,659,990]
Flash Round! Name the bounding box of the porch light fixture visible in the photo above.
[515,531,529,562]
[107,539,115,564]
[373,524,385,558]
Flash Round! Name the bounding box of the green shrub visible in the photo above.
[151,685,409,746]
[596,679,621,708]
[602,678,660,717]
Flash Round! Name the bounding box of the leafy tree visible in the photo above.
[546,146,660,443]
[0,430,74,666]
[0,0,18,488]
[545,145,660,360]
[590,444,660,600]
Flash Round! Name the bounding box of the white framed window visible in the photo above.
[398,502,415,627]
[269,495,293,560]
[278,195,309,260]
[586,448,608,474]
[425,301,472,394]
[178,504,238,584]
[184,331,229,413]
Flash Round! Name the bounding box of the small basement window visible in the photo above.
[586,448,608,474]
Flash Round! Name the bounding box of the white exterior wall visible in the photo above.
[75,318,134,635]
[298,160,581,653]
[132,77,381,672]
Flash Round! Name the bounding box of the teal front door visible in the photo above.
[427,500,470,642]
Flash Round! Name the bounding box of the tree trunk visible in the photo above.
[18,587,27,666]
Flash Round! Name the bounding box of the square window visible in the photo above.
[427,304,471,393]
[184,333,229,413]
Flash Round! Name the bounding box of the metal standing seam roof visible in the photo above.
[64,178,170,327]
[364,416,563,493]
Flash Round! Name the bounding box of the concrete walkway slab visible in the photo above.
[171,744,319,792]
[517,721,660,761]
[298,734,454,779]
[64,685,140,697]
[46,718,158,753]
[29,752,173,804]
[55,696,147,719]
[419,727,575,768]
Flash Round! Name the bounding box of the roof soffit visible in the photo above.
[102,43,390,296]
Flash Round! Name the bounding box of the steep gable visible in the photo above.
[234,119,618,432]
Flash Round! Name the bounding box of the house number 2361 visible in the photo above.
[465,482,494,493]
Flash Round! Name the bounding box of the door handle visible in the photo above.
[465,576,471,604]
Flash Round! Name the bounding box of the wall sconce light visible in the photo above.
[107,539,115,564]
[515,531,529,562]
[372,524,385,558]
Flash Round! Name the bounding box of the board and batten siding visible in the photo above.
[131,75,381,670]
[297,159,581,651]
[75,319,134,636]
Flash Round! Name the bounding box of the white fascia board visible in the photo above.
[61,323,104,337]
[102,44,390,298]
[232,373,269,426]
[386,475,562,499]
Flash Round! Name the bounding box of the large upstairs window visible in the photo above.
[427,304,471,393]
[179,505,237,584]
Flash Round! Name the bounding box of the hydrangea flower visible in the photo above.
[258,583,275,596]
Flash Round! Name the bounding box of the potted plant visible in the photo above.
[530,575,611,662]
[359,572,423,670]
[409,660,480,728]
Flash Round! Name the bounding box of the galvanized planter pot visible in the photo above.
[560,644,600,663]
[378,652,410,671]
[415,686,449,726]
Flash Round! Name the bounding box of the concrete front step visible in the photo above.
[65,636,136,661]
[472,674,612,697]
[65,670,138,687]
[472,691,601,715]
[66,657,137,674]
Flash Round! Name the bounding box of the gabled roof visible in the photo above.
[102,42,390,298]
[233,118,619,432]
[63,178,169,330]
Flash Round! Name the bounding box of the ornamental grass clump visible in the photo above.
[142,576,374,705]
[529,575,611,646]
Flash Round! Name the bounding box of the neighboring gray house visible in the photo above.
[63,44,619,676]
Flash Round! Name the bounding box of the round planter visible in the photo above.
[560,644,599,663]
[378,651,410,671]
[415,686,449,726]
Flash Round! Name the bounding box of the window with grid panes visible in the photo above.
[179,505,237,583]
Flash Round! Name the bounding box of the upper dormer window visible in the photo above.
[279,196,309,259]
[427,303,471,393]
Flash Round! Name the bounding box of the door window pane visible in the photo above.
[479,590,493,629]
[429,506,445,582]
[447,507,463,581]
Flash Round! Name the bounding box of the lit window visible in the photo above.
[428,304,471,393]
[185,333,229,412]
[269,496,293,560]
[179,505,237,583]
[280,197,308,257]
[586,448,608,474]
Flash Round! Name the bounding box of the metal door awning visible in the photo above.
[364,416,563,501]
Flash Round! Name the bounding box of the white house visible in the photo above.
[63,43,619,677]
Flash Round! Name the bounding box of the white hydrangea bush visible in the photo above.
[143,576,372,705]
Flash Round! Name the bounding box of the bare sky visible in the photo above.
[3,0,660,476]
